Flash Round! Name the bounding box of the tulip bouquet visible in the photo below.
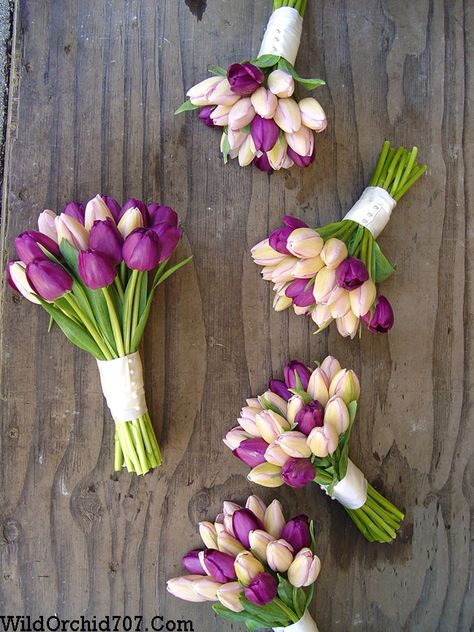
[167,495,322,632]
[252,140,427,336]
[224,357,404,543]
[6,195,191,475]
[175,0,326,171]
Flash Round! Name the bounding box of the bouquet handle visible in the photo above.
[273,610,320,632]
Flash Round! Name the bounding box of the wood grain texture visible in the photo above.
[0,1,472,630]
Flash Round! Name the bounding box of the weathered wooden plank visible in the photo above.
[0,0,472,630]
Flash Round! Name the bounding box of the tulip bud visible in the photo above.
[223,501,241,516]
[294,401,324,435]
[268,70,295,98]
[336,310,360,339]
[151,223,181,263]
[292,256,324,279]
[62,201,85,224]
[223,427,250,451]
[223,515,236,537]
[245,495,267,522]
[274,98,301,133]
[123,228,162,271]
[250,86,278,119]
[267,135,288,170]
[199,522,218,549]
[210,104,231,126]
[283,360,311,391]
[255,410,291,444]
[320,238,348,269]
[287,146,315,168]
[265,441,291,467]
[198,105,215,127]
[228,97,256,131]
[216,582,244,613]
[182,550,206,575]
[7,261,41,303]
[26,260,73,301]
[264,499,286,539]
[288,548,321,587]
[233,438,269,468]
[89,218,123,264]
[15,230,61,264]
[234,551,265,586]
[267,256,298,283]
[238,406,262,437]
[267,539,294,572]
[281,515,311,553]
[238,134,257,167]
[78,249,117,289]
[200,550,237,583]
[258,391,288,416]
[298,97,327,132]
[232,509,263,548]
[244,572,278,606]
[328,288,351,319]
[247,462,284,488]
[166,576,208,603]
[281,458,315,488]
[329,368,360,404]
[311,302,332,329]
[269,379,292,402]
[248,529,273,563]
[285,126,314,158]
[306,367,329,406]
[272,292,291,314]
[313,267,337,304]
[192,577,224,601]
[251,238,288,266]
[285,395,302,424]
[275,431,312,458]
[227,62,264,97]
[349,279,377,317]
[38,210,58,242]
[84,195,114,231]
[117,207,144,239]
[254,152,274,171]
[102,197,122,222]
[307,424,339,457]
[55,214,90,251]
[217,532,245,557]
[284,278,314,308]
[320,356,342,382]
[147,204,178,229]
[336,256,369,290]
[251,115,279,152]
[186,76,222,106]
[362,295,394,333]
[324,396,350,434]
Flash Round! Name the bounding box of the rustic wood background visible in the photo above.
[0,1,472,630]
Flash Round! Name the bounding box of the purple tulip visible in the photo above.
[78,249,117,289]
[253,153,273,172]
[269,379,292,402]
[362,295,394,333]
[147,204,178,228]
[122,228,162,271]
[182,549,206,575]
[336,257,369,290]
[295,401,324,435]
[283,361,311,391]
[283,216,308,229]
[89,218,123,264]
[26,260,72,301]
[232,509,264,548]
[198,105,216,127]
[233,438,268,468]
[250,116,279,152]
[150,224,181,263]
[202,550,237,582]
[285,278,315,308]
[287,146,315,168]
[15,231,61,264]
[63,201,85,224]
[227,62,264,97]
[244,572,278,606]
[281,515,311,552]
[281,458,315,489]
[120,198,148,225]
[102,196,122,222]
[269,226,292,254]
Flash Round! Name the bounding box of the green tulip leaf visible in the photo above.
[277,58,326,90]
[208,64,227,76]
[174,100,201,115]
[252,53,281,68]
[277,574,294,609]
[372,242,396,283]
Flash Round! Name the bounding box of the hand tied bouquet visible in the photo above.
[224,357,404,543]
[167,494,321,632]
[176,0,326,171]
[252,140,427,336]
[6,195,191,475]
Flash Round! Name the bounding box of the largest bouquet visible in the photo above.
[6,195,191,475]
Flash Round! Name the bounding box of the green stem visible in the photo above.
[102,287,125,356]
[114,275,124,302]
[273,598,299,624]
[131,271,143,347]
[123,269,140,354]
[369,140,390,186]
[64,293,113,360]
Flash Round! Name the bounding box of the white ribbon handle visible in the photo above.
[273,610,320,632]
[96,351,148,422]
[343,186,396,238]
[320,460,368,510]
[258,7,303,66]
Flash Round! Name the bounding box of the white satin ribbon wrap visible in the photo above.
[96,351,147,422]
[258,7,303,66]
[321,460,368,510]
[273,610,320,632]
[343,186,396,238]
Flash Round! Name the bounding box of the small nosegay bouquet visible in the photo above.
[6,195,191,475]
[251,140,427,336]
[224,357,404,543]
[176,0,326,171]
[167,495,321,632]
